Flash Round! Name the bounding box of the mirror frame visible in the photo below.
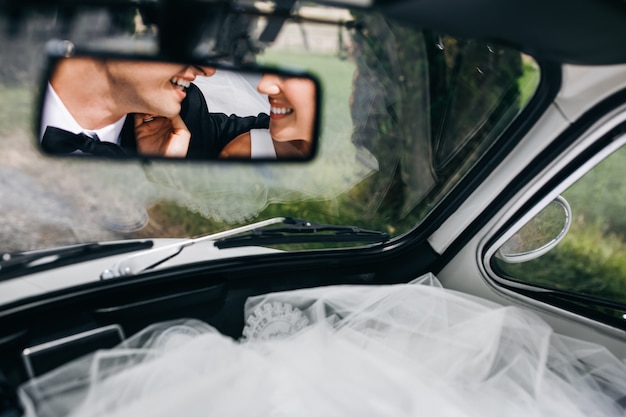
[495,195,572,264]
[36,44,322,163]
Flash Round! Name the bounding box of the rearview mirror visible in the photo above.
[37,53,320,161]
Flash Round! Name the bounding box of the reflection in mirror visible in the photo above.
[496,196,572,263]
[218,74,316,159]
[38,56,318,161]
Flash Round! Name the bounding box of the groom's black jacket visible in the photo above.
[120,83,269,158]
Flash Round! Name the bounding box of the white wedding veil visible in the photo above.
[193,70,268,116]
[19,274,626,417]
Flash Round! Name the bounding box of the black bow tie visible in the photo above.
[41,126,127,157]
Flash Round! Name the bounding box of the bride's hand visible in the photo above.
[134,114,191,158]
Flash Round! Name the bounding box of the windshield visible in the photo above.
[0,4,540,254]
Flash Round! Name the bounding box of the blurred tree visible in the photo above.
[348,12,522,228]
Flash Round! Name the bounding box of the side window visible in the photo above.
[493,142,626,321]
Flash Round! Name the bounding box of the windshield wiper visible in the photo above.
[214,217,389,248]
[0,240,153,281]
[100,217,389,280]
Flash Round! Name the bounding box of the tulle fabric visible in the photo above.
[19,274,626,417]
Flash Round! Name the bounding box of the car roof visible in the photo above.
[376,0,626,65]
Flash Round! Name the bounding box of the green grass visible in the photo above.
[496,145,626,311]
[0,84,36,136]
[518,57,541,106]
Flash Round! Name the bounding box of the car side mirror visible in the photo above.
[495,195,572,263]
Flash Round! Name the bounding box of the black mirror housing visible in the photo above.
[37,51,321,162]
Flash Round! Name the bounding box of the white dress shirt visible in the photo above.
[40,83,127,144]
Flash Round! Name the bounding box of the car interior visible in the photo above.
[0,0,625,415]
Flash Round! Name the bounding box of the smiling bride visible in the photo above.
[219,74,317,159]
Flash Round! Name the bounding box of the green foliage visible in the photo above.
[518,58,541,106]
[496,146,626,313]
[346,13,527,229]
[497,220,626,305]
[0,84,34,135]
[563,148,626,238]
[138,17,538,242]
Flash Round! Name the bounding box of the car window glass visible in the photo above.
[429,38,539,172]
[493,144,626,318]
[244,10,541,236]
[0,6,540,253]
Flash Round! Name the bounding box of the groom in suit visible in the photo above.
[40,57,269,158]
